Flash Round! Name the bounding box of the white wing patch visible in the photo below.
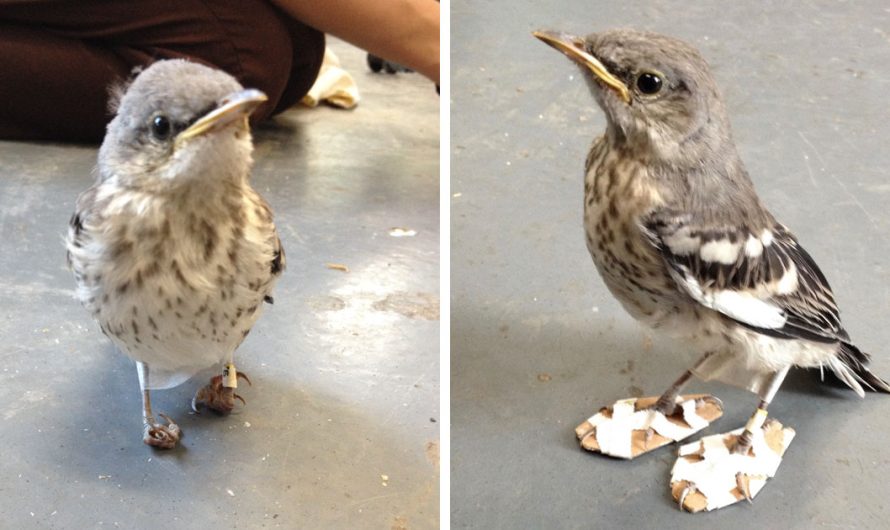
[775,262,799,295]
[744,234,763,258]
[663,227,700,255]
[679,273,787,329]
[760,229,774,247]
[699,239,742,265]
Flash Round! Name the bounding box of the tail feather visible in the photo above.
[833,342,890,395]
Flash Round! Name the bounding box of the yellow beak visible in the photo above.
[533,30,631,104]
[175,88,268,147]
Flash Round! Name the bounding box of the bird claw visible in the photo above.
[143,413,181,449]
[732,431,754,456]
[192,372,250,414]
[736,473,752,503]
[643,426,656,450]
[677,481,696,512]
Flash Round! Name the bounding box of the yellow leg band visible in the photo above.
[223,363,238,388]
[744,408,768,432]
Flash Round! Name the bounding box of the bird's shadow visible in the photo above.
[782,367,856,399]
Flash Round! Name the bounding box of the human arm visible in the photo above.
[269,0,440,84]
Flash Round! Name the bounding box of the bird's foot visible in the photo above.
[575,394,723,459]
[191,372,251,414]
[670,419,795,512]
[642,393,685,446]
[143,413,181,449]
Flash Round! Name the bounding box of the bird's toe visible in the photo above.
[192,373,250,415]
[143,413,181,449]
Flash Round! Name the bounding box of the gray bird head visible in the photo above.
[98,59,267,190]
[534,29,734,166]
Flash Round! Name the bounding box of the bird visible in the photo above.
[66,59,285,449]
[533,28,890,505]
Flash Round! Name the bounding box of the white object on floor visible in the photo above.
[301,48,360,109]
[671,421,795,511]
[583,396,719,459]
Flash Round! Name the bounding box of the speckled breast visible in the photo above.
[582,138,685,323]
[67,184,279,389]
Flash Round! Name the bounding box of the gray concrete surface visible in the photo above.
[0,39,439,529]
[452,2,890,528]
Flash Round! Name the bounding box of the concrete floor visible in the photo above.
[452,2,890,528]
[0,40,439,528]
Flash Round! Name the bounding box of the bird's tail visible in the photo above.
[830,342,890,396]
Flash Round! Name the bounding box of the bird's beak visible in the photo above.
[175,88,268,146]
[533,30,631,104]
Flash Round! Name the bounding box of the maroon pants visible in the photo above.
[0,1,325,142]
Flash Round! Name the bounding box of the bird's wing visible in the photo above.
[643,211,847,343]
[254,191,284,306]
[247,191,286,279]
[262,232,284,306]
[271,234,285,276]
[66,185,100,267]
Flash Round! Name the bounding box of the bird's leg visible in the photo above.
[652,351,716,415]
[137,362,181,449]
[192,362,251,414]
[731,390,781,505]
[733,366,790,457]
[644,352,716,445]
[652,367,695,416]
[643,368,693,447]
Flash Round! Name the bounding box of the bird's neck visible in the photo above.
[603,120,741,173]
[601,121,768,217]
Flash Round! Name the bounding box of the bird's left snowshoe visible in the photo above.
[575,394,723,459]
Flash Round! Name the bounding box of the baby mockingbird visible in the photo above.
[67,60,284,449]
[534,28,889,486]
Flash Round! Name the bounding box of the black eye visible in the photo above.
[636,72,663,95]
[151,115,171,140]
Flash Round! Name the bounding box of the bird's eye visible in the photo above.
[636,72,664,95]
[151,115,172,140]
